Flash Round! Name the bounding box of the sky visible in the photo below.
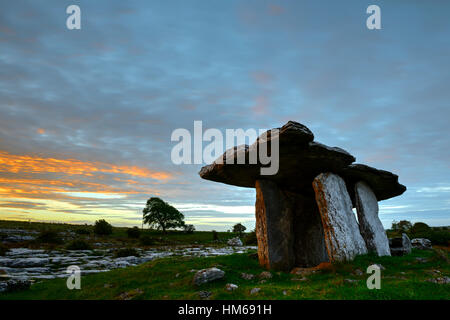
[0,0,449,231]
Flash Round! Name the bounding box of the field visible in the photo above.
[1,248,449,300]
[0,220,449,300]
[0,220,241,249]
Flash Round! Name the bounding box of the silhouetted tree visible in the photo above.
[233,223,246,237]
[143,197,184,234]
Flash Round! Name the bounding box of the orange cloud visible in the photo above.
[0,151,172,180]
[37,128,45,135]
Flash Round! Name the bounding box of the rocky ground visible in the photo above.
[0,227,256,292]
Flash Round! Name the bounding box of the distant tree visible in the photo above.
[183,224,195,234]
[143,197,184,234]
[94,219,113,236]
[212,230,219,241]
[127,226,141,239]
[233,223,246,237]
[391,220,412,233]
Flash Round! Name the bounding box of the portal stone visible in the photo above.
[255,180,295,271]
[354,181,391,256]
[312,173,368,262]
[291,194,329,267]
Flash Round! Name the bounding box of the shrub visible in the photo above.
[66,239,92,250]
[115,248,140,258]
[183,224,195,234]
[140,235,155,245]
[212,230,219,241]
[94,219,113,236]
[127,226,141,239]
[409,222,431,238]
[427,230,450,246]
[243,230,257,245]
[75,228,91,235]
[36,230,63,244]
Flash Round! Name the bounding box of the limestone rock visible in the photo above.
[312,173,367,262]
[197,291,212,299]
[241,273,255,280]
[227,237,243,246]
[192,267,225,286]
[225,283,238,291]
[426,276,450,284]
[0,279,31,293]
[250,287,261,295]
[255,180,295,271]
[258,271,272,279]
[411,238,432,250]
[389,233,412,256]
[354,181,391,256]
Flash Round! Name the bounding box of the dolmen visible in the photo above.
[199,121,406,271]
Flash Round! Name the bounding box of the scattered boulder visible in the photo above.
[389,233,412,256]
[117,288,143,300]
[225,283,238,291]
[193,267,225,286]
[290,267,316,276]
[426,277,450,285]
[411,238,432,250]
[250,287,261,295]
[313,173,368,262]
[227,237,243,246]
[258,271,272,279]
[197,291,212,299]
[344,279,358,284]
[353,269,363,276]
[354,181,391,256]
[241,273,255,280]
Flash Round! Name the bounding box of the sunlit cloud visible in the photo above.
[0,151,172,180]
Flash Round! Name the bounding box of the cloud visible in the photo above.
[0,151,172,180]
[0,0,449,229]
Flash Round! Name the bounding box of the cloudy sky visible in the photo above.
[0,0,449,230]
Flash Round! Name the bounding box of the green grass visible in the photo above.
[1,248,449,300]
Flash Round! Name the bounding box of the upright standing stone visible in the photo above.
[354,181,391,256]
[291,194,329,267]
[312,173,367,262]
[389,233,412,256]
[255,180,295,271]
